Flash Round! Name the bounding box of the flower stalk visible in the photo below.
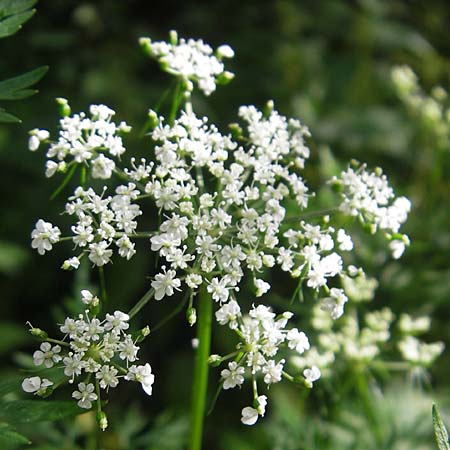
[189,284,213,450]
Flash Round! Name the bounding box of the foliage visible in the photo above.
[0,0,47,123]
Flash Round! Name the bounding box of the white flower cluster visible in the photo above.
[29,103,131,179]
[331,164,411,258]
[292,284,444,377]
[22,290,154,421]
[213,303,319,425]
[32,183,142,267]
[143,105,360,311]
[397,313,444,367]
[140,31,234,96]
[26,32,418,428]
[31,219,61,255]
[392,65,449,142]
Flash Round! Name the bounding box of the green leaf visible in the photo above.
[0,375,22,398]
[0,66,48,100]
[0,108,20,123]
[0,322,30,355]
[0,9,35,38]
[433,404,450,450]
[0,422,30,449]
[0,0,37,16]
[0,400,82,423]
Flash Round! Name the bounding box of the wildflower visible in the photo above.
[141,32,234,96]
[22,376,53,394]
[125,363,155,395]
[31,219,61,255]
[255,279,271,297]
[221,362,245,389]
[33,342,62,368]
[151,266,181,300]
[303,366,321,388]
[72,382,97,409]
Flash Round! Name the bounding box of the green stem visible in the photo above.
[355,369,383,446]
[169,81,182,125]
[98,266,107,308]
[128,288,155,320]
[188,285,213,450]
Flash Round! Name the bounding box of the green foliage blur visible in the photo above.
[0,1,449,449]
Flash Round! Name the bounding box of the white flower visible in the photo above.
[254,279,270,297]
[31,219,61,255]
[104,311,130,332]
[286,329,310,354]
[186,273,203,289]
[125,363,155,395]
[28,129,49,151]
[217,45,235,59]
[118,335,139,362]
[337,229,353,251]
[241,406,259,426]
[207,277,231,303]
[215,300,241,329]
[262,359,284,385]
[28,135,40,151]
[320,288,348,319]
[62,256,80,270]
[22,376,53,394]
[88,241,113,266]
[96,365,119,389]
[72,382,97,409]
[240,395,267,425]
[151,266,181,300]
[81,289,99,306]
[91,154,116,179]
[221,361,245,389]
[63,353,85,378]
[33,342,62,368]
[389,235,409,259]
[398,336,444,367]
[303,366,321,387]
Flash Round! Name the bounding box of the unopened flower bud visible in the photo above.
[27,324,48,339]
[169,30,178,45]
[56,97,71,117]
[139,37,152,55]
[264,100,275,116]
[182,79,194,92]
[208,354,222,367]
[216,71,234,86]
[187,307,197,326]
[96,411,108,431]
[228,123,243,139]
[145,109,159,131]
[217,45,234,59]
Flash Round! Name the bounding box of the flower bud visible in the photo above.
[217,45,234,59]
[139,37,152,55]
[187,307,197,326]
[56,97,71,117]
[228,123,243,139]
[28,325,48,340]
[216,71,234,86]
[208,354,222,367]
[169,30,178,45]
[96,411,108,431]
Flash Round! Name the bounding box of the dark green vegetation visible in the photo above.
[0,1,449,449]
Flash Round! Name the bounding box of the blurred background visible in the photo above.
[0,1,449,449]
